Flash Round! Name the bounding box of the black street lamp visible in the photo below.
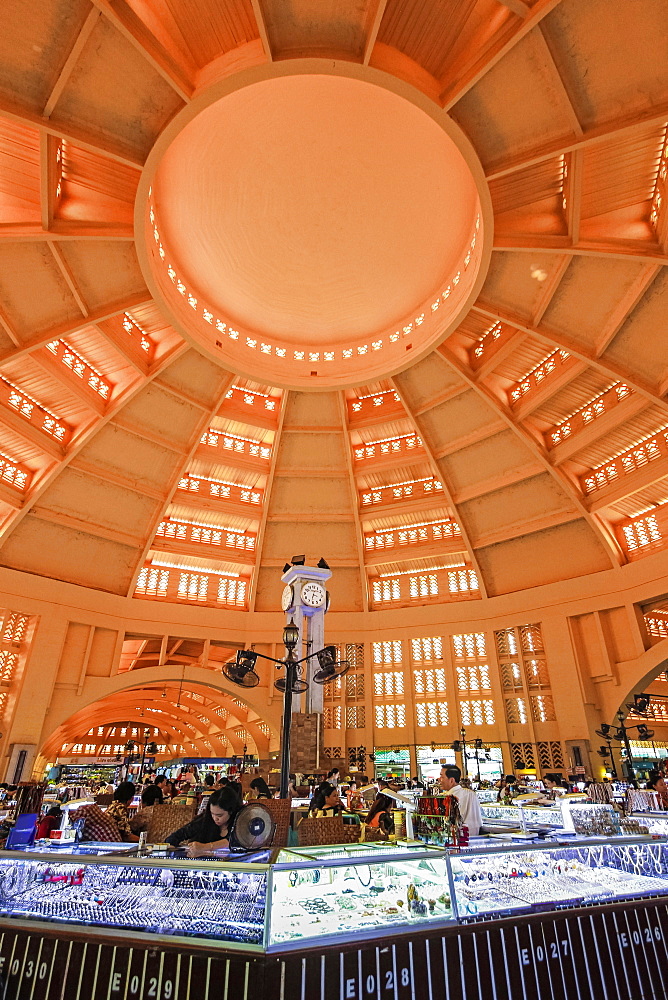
[125,727,158,783]
[450,727,470,778]
[224,619,349,798]
[473,738,484,782]
[595,697,655,787]
[596,738,618,779]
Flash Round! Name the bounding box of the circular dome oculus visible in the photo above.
[139,66,490,388]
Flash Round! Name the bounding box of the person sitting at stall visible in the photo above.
[154,774,168,799]
[141,776,165,807]
[365,794,395,836]
[247,777,272,800]
[165,787,242,857]
[130,781,168,834]
[105,782,140,842]
[195,772,217,815]
[497,775,517,803]
[347,781,364,811]
[539,773,568,802]
[228,779,243,801]
[326,767,341,787]
[646,771,668,809]
[439,765,483,836]
[36,806,62,840]
[69,803,123,842]
[308,782,343,816]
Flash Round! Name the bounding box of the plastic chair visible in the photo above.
[5,813,37,849]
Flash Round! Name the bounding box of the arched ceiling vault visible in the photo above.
[41,679,274,760]
[0,0,665,612]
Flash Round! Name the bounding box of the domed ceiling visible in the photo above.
[0,0,666,615]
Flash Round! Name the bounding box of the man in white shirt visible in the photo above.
[439,765,483,836]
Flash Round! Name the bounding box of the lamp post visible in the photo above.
[473,738,484,782]
[125,728,158,783]
[278,618,300,799]
[450,727,470,778]
[225,619,348,799]
[596,737,618,779]
[595,697,654,788]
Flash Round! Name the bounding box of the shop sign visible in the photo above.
[56,757,119,766]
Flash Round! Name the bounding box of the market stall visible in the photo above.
[0,836,667,999]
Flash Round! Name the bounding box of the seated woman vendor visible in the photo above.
[308,782,343,816]
[165,787,241,857]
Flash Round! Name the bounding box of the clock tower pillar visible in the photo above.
[280,562,331,714]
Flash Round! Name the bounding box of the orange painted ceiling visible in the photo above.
[0,0,665,614]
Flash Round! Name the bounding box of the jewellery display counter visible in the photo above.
[628,812,668,836]
[475,789,498,804]
[1,839,668,1000]
[480,802,564,831]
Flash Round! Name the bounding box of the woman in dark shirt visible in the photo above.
[165,787,241,856]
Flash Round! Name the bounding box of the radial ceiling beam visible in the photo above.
[32,346,111,416]
[511,358,588,422]
[548,392,649,466]
[594,264,662,356]
[492,236,668,266]
[47,241,89,317]
[362,0,389,65]
[89,0,194,102]
[531,254,571,326]
[565,149,584,245]
[469,328,528,382]
[439,0,565,111]
[0,303,20,348]
[248,391,287,613]
[43,8,101,118]
[0,292,152,365]
[472,301,668,415]
[584,454,668,514]
[39,134,61,232]
[336,391,371,613]
[249,0,273,61]
[437,344,623,567]
[389,376,489,598]
[534,25,582,137]
[0,97,144,170]
[127,371,239,598]
[486,104,668,180]
[0,401,66,460]
[0,225,135,242]
[496,0,530,14]
[0,343,188,545]
[0,480,25,511]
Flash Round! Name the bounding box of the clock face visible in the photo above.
[281,584,295,612]
[301,581,326,608]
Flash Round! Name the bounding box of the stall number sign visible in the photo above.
[1,899,668,1000]
[279,899,668,1000]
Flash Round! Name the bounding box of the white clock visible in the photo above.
[281,584,295,611]
[300,581,326,608]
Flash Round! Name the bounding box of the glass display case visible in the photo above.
[449,838,668,921]
[628,812,668,836]
[0,837,667,954]
[481,802,563,830]
[270,843,455,948]
[0,850,270,949]
[475,789,498,803]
